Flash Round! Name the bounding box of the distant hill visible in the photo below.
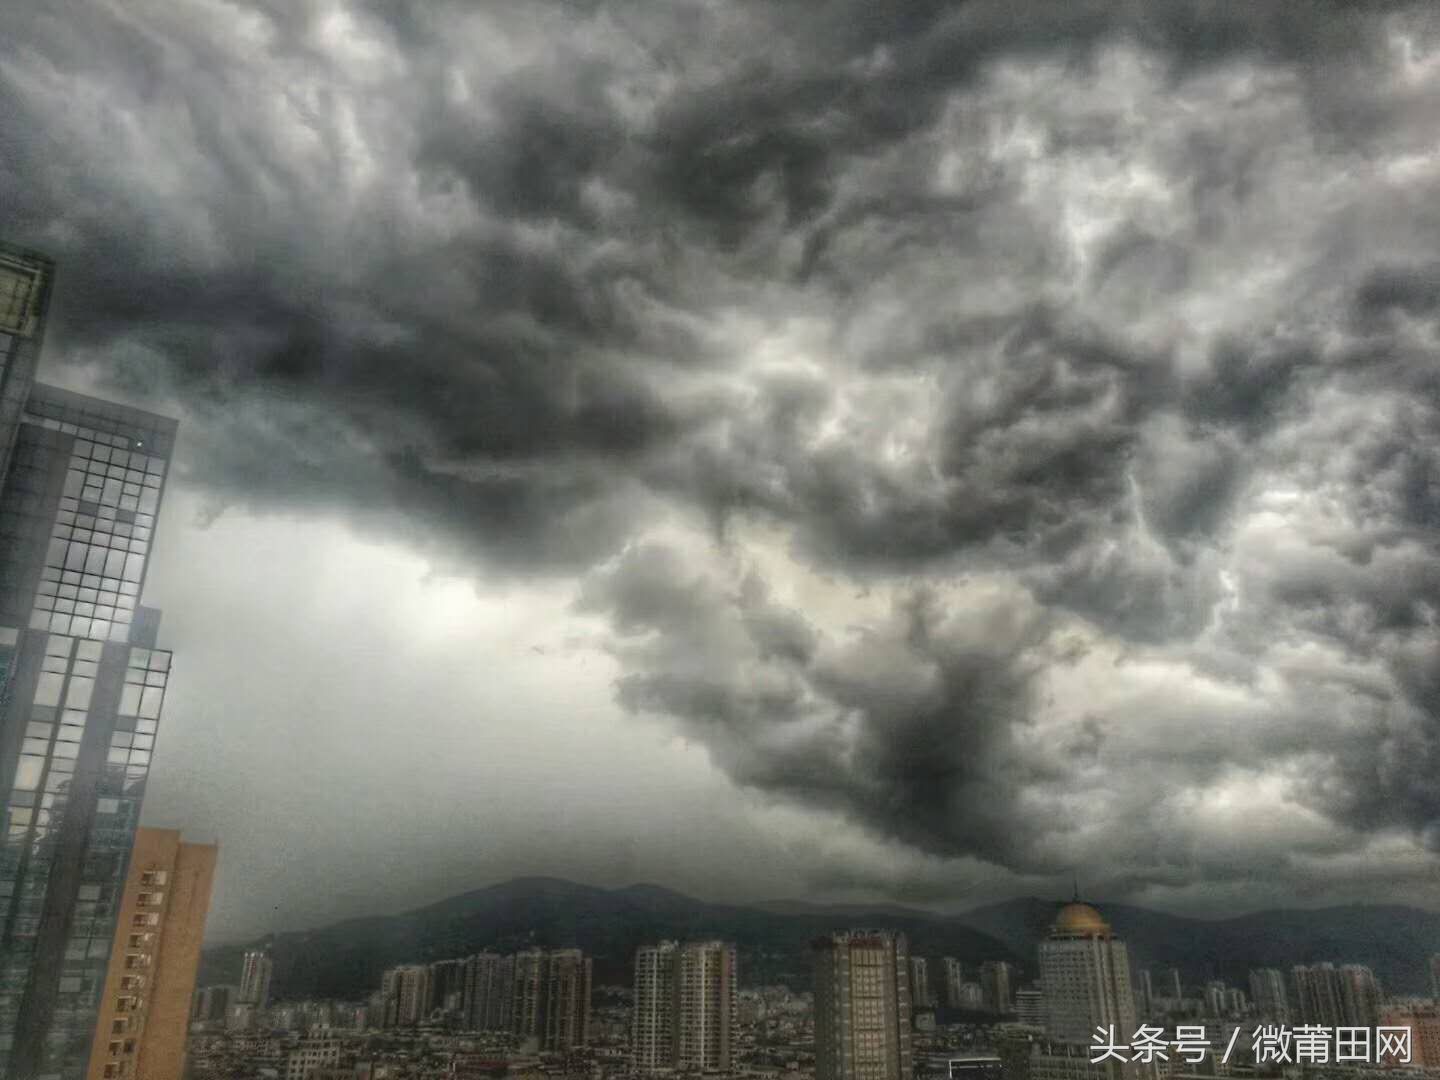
[955,897,1440,995]
[198,876,1015,1003]
[199,879,1440,1004]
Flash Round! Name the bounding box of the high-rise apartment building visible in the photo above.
[1136,970,1153,1019]
[1203,981,1227,1018]
[1337,964,1382,1028]
[674,941,735,1072]
[1291,963,1343,1028]
[943,958,965,1010]
[909,958,929,1010]
[631,940,736,1074]
[510,949,546,1041]
[1248,969,1288,1021]
[0,241,184,1080]
[462,952,512,1032]
[1037,901,1136,1046]
[910,957,933,1010]
[191,984,235,1025]
[632,941,678,1074]
[399,948,592,1044]
[0,244,54,484]
[84,828,216,1080]
[543,948,592,1052]
[1164,968,1183,1002]
[980,960,1018,1014]
[380,965,430,1028]
[428,959,465,1018]
[1378,1004,1440,1067]
[238,950,274,1011]
[812,930,913,1080]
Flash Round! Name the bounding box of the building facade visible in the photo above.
[0,245,182,1079]
[1135,971,1153,1020]
[427,959,465,1019]
[1377,1003,1440,1067]
[0,244,54,489]
[191,984,235,1025]
[385,965,431,1028]
[283,1035,341,1080]
[83,829,216,1080]
[542,948,591,1052]
[1015,988,1045,1027]
[1293,962,1381,1029]
[510,949,545,1042]
[1037,902,1137,1047]
[1164,969,1182,1003]
[981,961,1018,1015]
[238,950,274,1011]
[1337,964,1381,1028]
[632,941,678,1074]
[631,940,735,1074]
[674,941,735,1072]
[1202,982,1226,1018]
[909,957,933,1010]
[813,930,913,1080]
[1247,968,1288,1021]
[943,958,965,1010]
[462,952,512,1032]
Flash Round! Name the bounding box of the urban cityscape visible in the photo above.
[5,3,1440,1080]
[2,243,1437,1080]
[180,902,1440,1080]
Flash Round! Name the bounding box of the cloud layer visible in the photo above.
[4,0,1440,921]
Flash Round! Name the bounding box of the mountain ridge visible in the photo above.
[199,878,1440,1003]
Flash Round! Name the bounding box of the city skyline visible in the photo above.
[5,0,1440,946]
[196,896,1440,1007]
[179,897,1436,1080]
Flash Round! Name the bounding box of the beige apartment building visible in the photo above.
[85,827,218,1080]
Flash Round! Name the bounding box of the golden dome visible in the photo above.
[1050,902,1111,937]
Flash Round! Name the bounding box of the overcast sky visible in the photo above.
[4,1,1440,943]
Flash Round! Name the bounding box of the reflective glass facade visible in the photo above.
[0,245,54,492]
[0,248,180,1080]
[0,388,173,642]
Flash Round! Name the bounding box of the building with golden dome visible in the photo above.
[1037,898,1137,1046]
[1049,903,1114,938]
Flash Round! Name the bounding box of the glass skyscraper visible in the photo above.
[0,240,180,1080]
[0,245,55,488]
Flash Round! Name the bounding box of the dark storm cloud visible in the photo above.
[578,544,1055,869]
[4,0,1440,914]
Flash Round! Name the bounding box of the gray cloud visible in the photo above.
[4,0,1440,929]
